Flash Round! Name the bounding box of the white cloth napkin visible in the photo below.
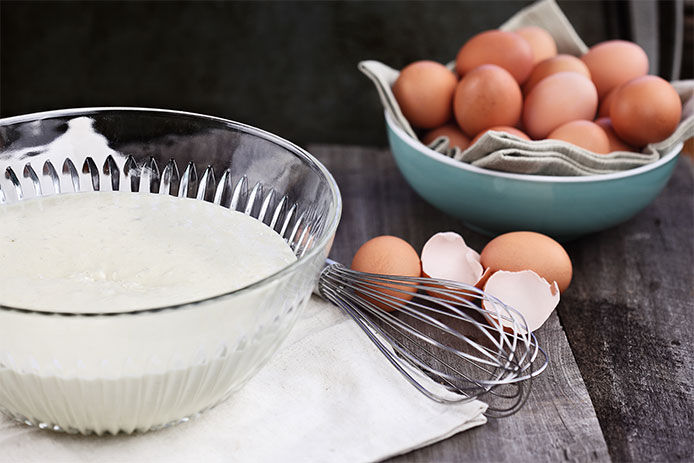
[0,296,487,463]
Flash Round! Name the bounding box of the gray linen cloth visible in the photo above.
[359,0,694,176]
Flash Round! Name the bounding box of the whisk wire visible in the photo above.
[337,282,506,369]
[338,289,503,389]
[317,261,549,416]
[323,267,536,374]
[411,283,548,380]
[320,285,473,404]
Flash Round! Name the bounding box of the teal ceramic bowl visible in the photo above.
[385,112,682,241]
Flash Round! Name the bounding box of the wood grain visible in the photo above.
[561,156,694,462]
[309,144,611,462]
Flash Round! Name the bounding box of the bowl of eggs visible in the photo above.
[367,4,690,241]
[386,112,682,241]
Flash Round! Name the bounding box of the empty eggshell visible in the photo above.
[421,232,484,285]
[421,232,485,302]
[474,267,493,291]
[482,270,560,333]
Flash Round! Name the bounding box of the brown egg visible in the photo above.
[595,117,635,152]
[455,30,534,84]
[480,231,572,293]
[523,54,591,94]
[523,71,598,139]
[581,40,649,99]
[597,86,618,118]
[422,124,471,151]
[392,60,458,129]
[453,64,523,137]
[471,126,530,145]
[610,75,682,147]
[514,26,557,65]
[547,120,610,154]
[351,235,421,311]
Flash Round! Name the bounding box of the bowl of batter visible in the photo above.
[0,108,342,435]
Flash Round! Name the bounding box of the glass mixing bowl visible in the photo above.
[0,107,341,435]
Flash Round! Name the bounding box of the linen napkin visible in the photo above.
[359,0,694,176]
[0,295,487,463]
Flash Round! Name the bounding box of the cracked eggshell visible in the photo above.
[482,270,560,333]
[421,232,485,301]
[421,232,484,284]
[474,267,493,291]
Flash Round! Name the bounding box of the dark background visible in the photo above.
[1,0,691,146]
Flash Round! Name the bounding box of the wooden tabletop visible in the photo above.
[309,144,694,462]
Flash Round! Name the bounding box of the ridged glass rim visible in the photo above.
[386,110,683,184]
[0,107,342,317]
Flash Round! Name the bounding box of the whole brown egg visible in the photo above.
[455,30,534,84]
[547,120,610,154]
[351,235,422,311]
[610,75,682,147]
[595,118,635,152]
[597,87,619,118]
[392,61,458,129]
[422,124,471,151]
[581,40,649,99]
[523,54,591,95]
[523,72,598,139]
[514,26,557,65]
[453,64,523,137]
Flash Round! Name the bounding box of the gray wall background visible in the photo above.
[1,1,690,146]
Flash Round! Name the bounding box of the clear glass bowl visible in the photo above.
[0,107,341,435]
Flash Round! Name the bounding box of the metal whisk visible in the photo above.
[317,259,548,417]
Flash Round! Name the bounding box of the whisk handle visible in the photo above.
[323,257,340,267]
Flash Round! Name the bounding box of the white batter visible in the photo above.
[0,192,296,313]
[0,192,306,434]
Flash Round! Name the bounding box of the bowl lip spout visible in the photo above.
[0,106,342,317]
[385,111,682,184]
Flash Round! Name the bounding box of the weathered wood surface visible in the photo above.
[309,144,694,462]
[560,157,694,462]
